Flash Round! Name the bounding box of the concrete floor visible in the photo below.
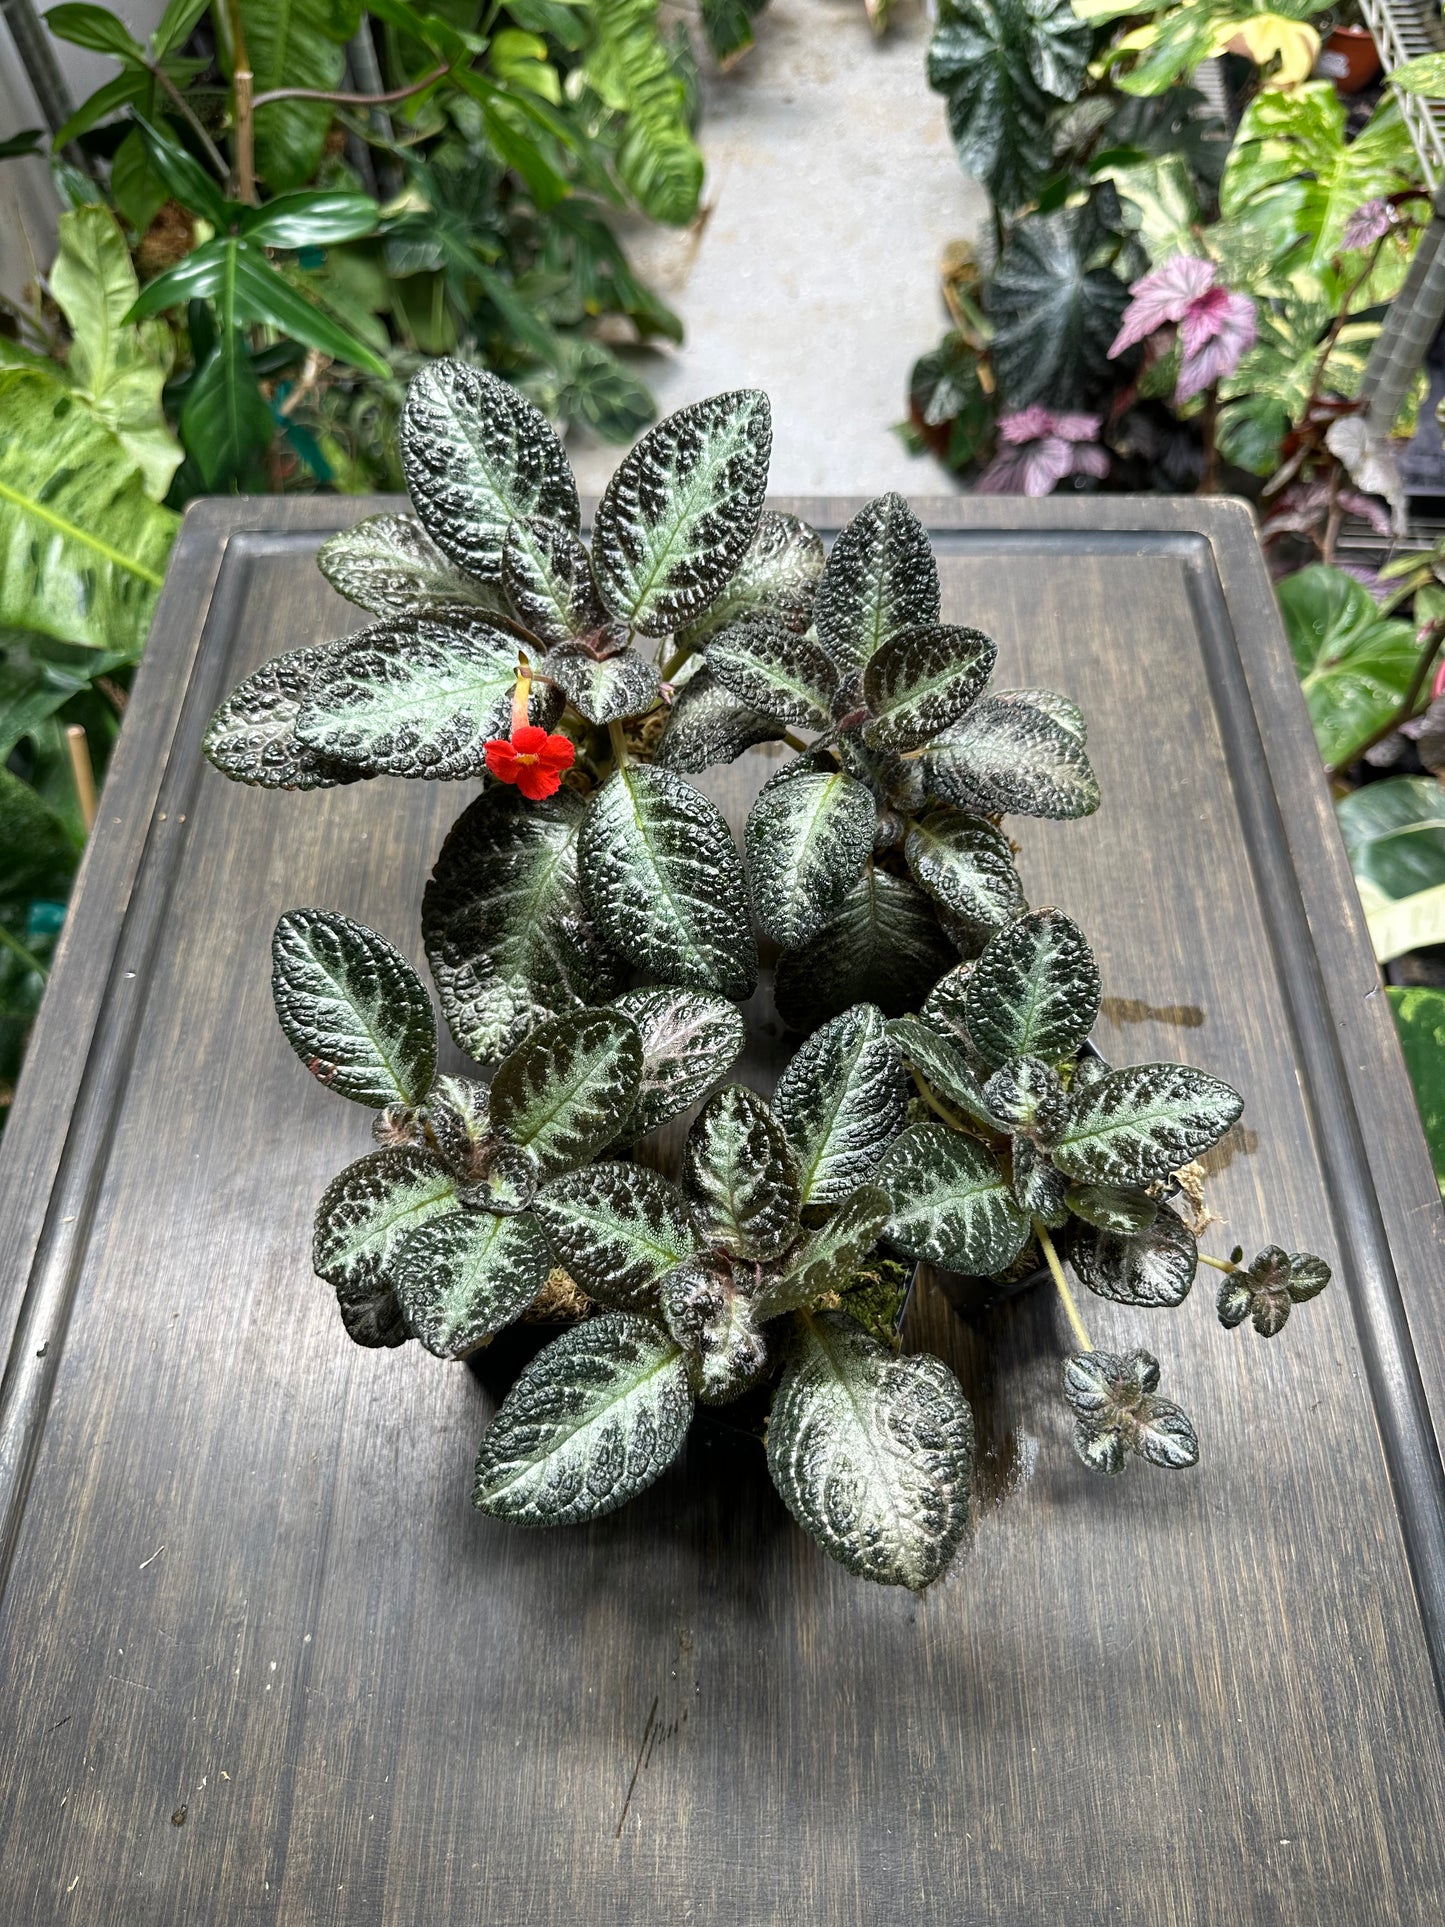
[568,0,981,496]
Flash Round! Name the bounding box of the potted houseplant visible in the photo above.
[203,360,1329,1588]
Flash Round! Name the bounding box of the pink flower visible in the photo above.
[1108,255,1256,404]
[976,409,1109,496]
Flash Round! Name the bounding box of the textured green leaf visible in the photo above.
[1070,1202,1196,1307]
[318,514,505,621]
[609,986,745,1141]
[592,390,772,634]
[813,493,939,671]
[773,1004,911,1208]
[542,643,660,724]
[878,1123,1029,1273]
[423,1075,492,1180]
[580,765,758,998]
[921,962,976,1040]
[982,1055,1068,1139]
[923,690,1100,819]
[1012,1135,1068,1225]
[1064,1349,1198,1474]
[1064,1182,1157,1235]
[473,1312,692,1524]
[706,616,839,730]
[684,1083,799,1262]
[502,515,608,647]
[862,624,996,754]
[754,1183,892,1321]
[534,1162,697,1309]
[744,759,877,949]
[965,908,1100,1068]
[654,666,785,771]
[203,645,358,792]
[401,359,580,583]
[392,1209,551,1359]
[312,1147,457,1345]
[272,909,436,1107]
[295,612,532,779]
[422,788,619,1065]
[677,508,823,647]
[886,1014,1001,1131]
[490,1008,643,1175]
[1278,565,1418,769]
[986,193,1131,410]
[1053,1063,1243,1187]
[774,868,953,1031]
[904,808,1025,942]
[767,1312,973,1589]
[659,1259,768,1403]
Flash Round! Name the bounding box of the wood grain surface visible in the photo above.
[2,495,1444,1927]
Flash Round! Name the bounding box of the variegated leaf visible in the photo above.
[921,962,975,1040]
[706,615,839,730]
[676,508,824,647]
[533,1163,698,1309]
[773,1004,910,1208]
[877,1123,1029,1274]
[501,515,607,647]
[542,643,660,724]
[424,1075,491,1179]
[272,909,436,1107]
[1064,1182,1158,1235]
[983,1055,1068,1141]
[312,1147,458,1346]
[609,986,745,1142]
[862,623,996,753]
[1053,1063,1244,1188]
[592,390,772,634]
[317,513,506,620]
[473,1312,692,1524]
[754,1183,892,1321]
[904,809,1026,943]
[392,1208,551,1358]
[767,1312,972,1589]
[885,1015,1001,1132]
[814,493,940,671]
[654,666,785,772]
[1064,1350,1198,1475]
[684,1083,799,1262]
[1005,686,1086,741]
[744,759,876,949]
[490,1008,643,1175]
[401,359,579,582]
[965,909,1101,1069]
[580,766,758,998]
[659,1259,768,1403]
[1012,1136,1069,1226]
[773,867,953,1031]
[1070,1203,1196,1307]
[203,645,358,792]
[923,691,1100,820]
[422,789,619,1064]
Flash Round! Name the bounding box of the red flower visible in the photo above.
[484,724,575,801]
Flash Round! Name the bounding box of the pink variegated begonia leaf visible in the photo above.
[997,404,1056,445]
[1341,199,1394,251]
[1175,290,1256,403]
[1108,255,1217,359]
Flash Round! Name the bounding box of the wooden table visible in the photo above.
[2,496,1444,1926]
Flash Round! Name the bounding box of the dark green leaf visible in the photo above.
[1389,985,1445,1195]
[180,332,272,491]
[904,808,1025,942]
[45,4,145,61]
[542,643,660,724]
[1278,566,1419,770]
[317,514,506,621]
[490,1008,643,1175]
[677,508,823,648]
[774,868,953,1031]
[754,1184,892,1321]
[203,646,357,792]
[744,758,876,949]
[239,190,379,249]
[862,623,995,754]
[1053,1063,1244,1187]
[813,493,939,672]
[986,195,1130,410]
[312,1146,457,1345]
[923,691,1100,819]
[965,908,1100,1067]
[609,986,745,1142]
[659,1260,768,1403]
[654,666,785,771]
[240,0,359,193]
[1339,777,1445,901]
[773,1003,910,1208]
[1070,1202,1197,1307]
[128,115,228,227]
[423,1075,492,1180]
[502,516,607,647]
[878,1123,1029,1273]
[886,1013,1004,1132]
[392,1209,551,1359]
[272,909,436,1107]
[533,1163,697,1309]
[684,1083,799,1261]
[706,616,839,730]
[1064,1182,1158,1234]
[1012,1135,1068,1225]
[982,1054,1068,1138]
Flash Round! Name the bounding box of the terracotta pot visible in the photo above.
[1320,25,1382,94]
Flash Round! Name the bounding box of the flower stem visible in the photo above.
[1196,1251,1238,1275]
[782,729,809,753]
[511,673,531,737]
[1034,1220,1092,1353]
[608,719,629,768]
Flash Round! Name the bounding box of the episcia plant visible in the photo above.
[203,358,1330,1588]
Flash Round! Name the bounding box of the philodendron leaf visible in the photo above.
[965,908,1101,1069]
[502,516,607,647]
[886,1014,1003,1132]
[659,1259,768,1403]
[1070,1203,1196,1307]
[490,1008,643,1175]
[313,1147,458,1346]
[473,1312,693,1524]
[317,513,507,621]
[654,666,786,772]
[592,390,772,634]
[580,765,758,998]
[684,1083,800,1262]
[767,1312,973,1590]
[773,1003,911,1208]
[878,1123,1029,1273]
[754,1183,892,1321]
[862,624,996,754]
[533,1163,698,1309]
[1053,1063,1244,1187]
[706,615,839,729]
[744,758,877,949]
[422,788,619,1065]
[272,909,437,1107]
[774,868,954,1030]
[204,644,359,791]
[814,493,940,671]
[401,359,580,582]
[392,1209,552,1359]
[1064,1182,1157,1235]
[295,612,540,780]
[676,508,824,647]
[923,690,1100,819]
[609,986,745,1142]
[904,808,1026,943]
[542,643,660,725]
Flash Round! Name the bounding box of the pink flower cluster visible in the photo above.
[1108,256,1256,404]
[976,406,1110,496]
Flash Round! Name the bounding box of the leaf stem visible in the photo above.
[1196,1251,1238,1275]
[608,719,629,768]
[782,729,809,753]
[151,63,229,181]
[660,644,691,680]
[1034,1220,1092,1354]
[252,64,448,112]
[0,920,48,981]
[909,1068,969,1134]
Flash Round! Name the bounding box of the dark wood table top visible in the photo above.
[2,495,1444,1926]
